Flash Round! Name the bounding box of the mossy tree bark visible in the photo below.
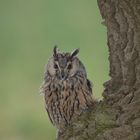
[58,0,140,139]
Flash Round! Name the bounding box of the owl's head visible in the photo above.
[46,46,86,80]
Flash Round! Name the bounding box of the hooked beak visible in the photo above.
[60,70,67,80]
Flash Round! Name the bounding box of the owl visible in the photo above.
[40,46,94,133]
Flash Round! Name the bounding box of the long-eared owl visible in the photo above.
[40,46,94,132]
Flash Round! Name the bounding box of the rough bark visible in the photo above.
[58,0,140,140]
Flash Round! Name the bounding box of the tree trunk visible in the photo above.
[58,0,140,139]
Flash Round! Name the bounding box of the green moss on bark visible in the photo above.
[58,102,118,140]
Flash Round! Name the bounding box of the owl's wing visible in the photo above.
[45,106,54,125]
[87,79,93,94]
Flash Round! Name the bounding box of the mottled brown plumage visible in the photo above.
[40,47,94,132]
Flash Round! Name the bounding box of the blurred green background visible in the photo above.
[0,0,109,140]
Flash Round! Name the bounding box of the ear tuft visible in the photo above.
[53,45,58,57]
[70,48,80,58]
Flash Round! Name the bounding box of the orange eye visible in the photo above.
[54,64,58,69]
[67,64,72,69]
